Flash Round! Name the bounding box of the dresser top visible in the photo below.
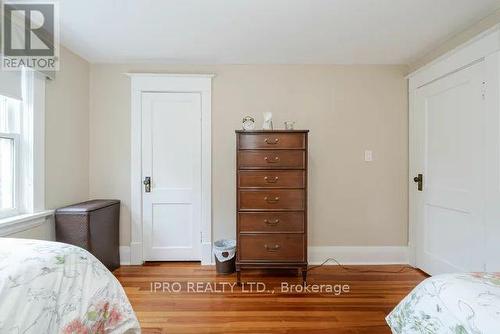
[235,130,309,133]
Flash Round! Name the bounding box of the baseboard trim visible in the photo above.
[119,246,131,265]
[308,246,409,265]
[130,241,143,265]
[122,241,213,265]
[120,244,409,266]
[201,241,213,265]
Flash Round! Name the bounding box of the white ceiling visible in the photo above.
[59,0,500,64]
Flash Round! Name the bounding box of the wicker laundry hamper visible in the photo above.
[55,199,120,271]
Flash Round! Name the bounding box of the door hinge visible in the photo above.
[200,232,203,243]
[481,81,487,100]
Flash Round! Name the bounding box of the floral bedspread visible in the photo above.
[0,238,140,333]
[387,273,500,334]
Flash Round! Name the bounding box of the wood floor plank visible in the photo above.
[114,263,427,333]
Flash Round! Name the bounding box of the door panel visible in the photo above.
[142,92,202,261]
[413,61,486,274]
[152,204,192,248]
[150,100,195,189]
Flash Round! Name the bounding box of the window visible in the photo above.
[0,95,22,218]
[0,68,46,224]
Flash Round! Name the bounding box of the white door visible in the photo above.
[412,61,487,275]
[142,92,202,261]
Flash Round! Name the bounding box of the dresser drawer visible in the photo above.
[238,150,305,169]
[239,133,306,150]
[239,189,304,210]
[239,234,305,262]
[239,212,304,233]
[238,170,305,188]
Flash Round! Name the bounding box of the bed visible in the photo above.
[0,238,140,333]
[387,273,500,334]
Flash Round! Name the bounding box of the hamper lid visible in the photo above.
[55,199,120,213]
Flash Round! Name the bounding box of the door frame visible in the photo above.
[128,73,214,265]
[407,25,500,267]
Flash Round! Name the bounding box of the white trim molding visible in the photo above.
[308,246,409,265]
[0,210,53,236]
[120,247,410,266]
[20,69,47,213]
[119,245,409,267]
[129,241,143,265]
[125,73,215,78]
[408,24,500,90]
[119,246,131,266]
[201,242,214,265]
[128,73,214,265]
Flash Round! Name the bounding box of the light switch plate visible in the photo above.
[364,150,373,162]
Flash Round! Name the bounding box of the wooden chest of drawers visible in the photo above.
[236,130,308,284]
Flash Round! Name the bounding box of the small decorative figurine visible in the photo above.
[284,121,295,130]
[262,112,273,130]
[242,116,255,131]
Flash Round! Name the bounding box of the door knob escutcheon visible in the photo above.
[143,176,151,192]
[413,174,423,191]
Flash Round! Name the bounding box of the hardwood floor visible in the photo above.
[114,263,427,334]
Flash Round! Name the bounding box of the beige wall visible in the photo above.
[89,64,408,247]
[45,46,90,210]
[10,10,500,247]
[410,8,500,72]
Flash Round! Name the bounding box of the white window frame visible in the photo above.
[20,68,47,213]
[0,68,52,235]
[0,131,20,218]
